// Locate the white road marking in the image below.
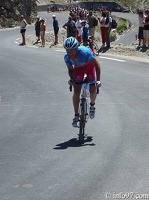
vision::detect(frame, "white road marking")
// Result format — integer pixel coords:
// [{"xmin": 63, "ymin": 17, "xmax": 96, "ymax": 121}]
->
[
  {"xmin": 13, "ymin": 39, "xmax": 126, "ymax": 62},
  {"xmin": 54, "ymin": 49, "xmax": 126, "ymax": 62},
  {"xmin": 55, "ymin": 49, "xmax": 66, "ymax": 52},
  {"xmin": 28, "ymin": 45, "xmax": 38, "ymax": 48},
  {"xmin": 99, "ymin": 56, "xmax": 126, "ymax": 62}
]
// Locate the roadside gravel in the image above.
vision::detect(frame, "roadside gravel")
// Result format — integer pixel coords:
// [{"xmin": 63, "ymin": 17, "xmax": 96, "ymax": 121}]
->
[{"xmin": 26, "ymin": 28, "xmax": 149, "ymax": 62}]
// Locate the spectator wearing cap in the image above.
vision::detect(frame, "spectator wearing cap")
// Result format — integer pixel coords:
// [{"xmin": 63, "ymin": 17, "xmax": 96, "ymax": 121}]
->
[
  {"xmin": 81, "ymin": 20, "xmax": 89, "ymax": 46},
  {"xmin": 20, "ymin": 15, "xmax": 27, "ymax": 45},
  {"xmin": 52, "ymin": 15, "xmax": 59, "ymax": 45},
  {"xmin": 40, "ymin": 19, "xmax": 46, "ymax": 47},
  {"xmin": 34, "ymin": 16, "xmax": 41, "ymax": 43},
  {"xmin": 143, "ymin": 10, "xmax": 149, "ymax": 48}
]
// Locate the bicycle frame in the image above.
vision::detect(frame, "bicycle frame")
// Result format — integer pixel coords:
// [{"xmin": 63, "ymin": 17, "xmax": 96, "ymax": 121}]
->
[
  {"xmin": 78, "ymin": 83, "xmax": 90, "ymax": 143},
  {"xmin": 69, "ymin": 81, "xmax": 99, "ymax": 144}
]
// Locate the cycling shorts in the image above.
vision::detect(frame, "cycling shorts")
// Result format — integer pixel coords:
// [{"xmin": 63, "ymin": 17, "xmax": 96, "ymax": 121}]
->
[{"xmin": 73, "ymin": 62, "xmax": 96, "ymax": 84}]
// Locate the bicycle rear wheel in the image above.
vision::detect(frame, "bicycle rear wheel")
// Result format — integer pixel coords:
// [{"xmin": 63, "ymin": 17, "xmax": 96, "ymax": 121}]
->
[{"xmin": 79, "ymin": 98, "xmax": 87, "ymax": 144}]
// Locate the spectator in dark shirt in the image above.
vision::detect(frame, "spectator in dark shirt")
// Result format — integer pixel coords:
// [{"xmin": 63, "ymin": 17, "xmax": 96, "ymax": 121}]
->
[
  {"xmin": 63, "ymin": 16, "xmax": 77, "ymax": 38},
  {"xmin": 52, "ymin": 15, "xmax": 59, "ymax": 45},
  {"xmin": 34, "ymin": 16, "xmax": 41, "ymax": 43},
  {"xmin": 81, "ymin": 20, "xmax": 89, "ymax": 46}
]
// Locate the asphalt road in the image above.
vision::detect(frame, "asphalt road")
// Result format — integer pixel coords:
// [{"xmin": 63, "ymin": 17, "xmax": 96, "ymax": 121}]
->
[
  {"xmin": 112, "ymin": 12, "xmax": 139, "ymax": 45},
  {"xmin": 0, "ymin": 12, "xmax": 149, "ymax": 200}
]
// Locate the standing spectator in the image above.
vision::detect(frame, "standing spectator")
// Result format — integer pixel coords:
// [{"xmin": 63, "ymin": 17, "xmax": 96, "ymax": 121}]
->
[
  {"xmin": 75, "ymin": 16, "xmax": 82, "ymax": 45},
  {"xmin": 47, "ymin": 5, "xmax": 50, "ymax": 13},
  {"xmin": 143, "ymin": 10, "xmax": 149, "ymax": 48},
  {"xmin": 34, "ymin": 16, "xmax": 41, "ymax": 43},
  {"xmin": 137, "ymin": 11, "xmax": 145, "ymax": 47},
  {"xmin": 98, "ymin": 11, "xmax": 106, "ymax": 47},
  {"xmin": 40, "ymin": 19, "xmax": 46, "ymax": 47},
  {"xmin": 63, "ymin": 16, "xmax": 77, "ymax": 38},
  {"xmin": 88, "ymin": 10, "xmax": 96, "ymax": 42},
  {"xmin": 81, "ymin": 20, "xmax": 89, "ymax": 46},
  {"xmin": 105, "ymin": 10, "xmax": 112, "ymax": 48},
  {"xmin": 52, "ymin": 14, "xmax": 59, "ymax": 45},
  {"xmin": 20, "ymin": 15, "xmax": 27, "ymax": 46}
]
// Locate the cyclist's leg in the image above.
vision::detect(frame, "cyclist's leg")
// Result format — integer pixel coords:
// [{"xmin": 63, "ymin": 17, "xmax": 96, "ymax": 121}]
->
[
  {"xmin": 80, "ymin": 63, "xmax": 97, "ymax": 119},
  {"xmin": 73, "ymin": 67, "xmax": 84, "ymax": 115},
  {"xmin": 73, "ymin": 84, "xmax": 81, "ymax": 115},
  {"xmin": 85, "ymin": 63, "xmax": 97, "ymax": 103}
]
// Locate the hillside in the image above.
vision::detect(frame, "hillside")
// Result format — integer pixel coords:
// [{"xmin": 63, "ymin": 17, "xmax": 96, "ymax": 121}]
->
[
  {"xmin": 0, "ymin": 0, "xmax": 148, "ymax": 28},
  {"xmin": 0, "ymin": 0, "xmax": 37, "ymax": 28},
  {"xmin": 37, "ymin": 0, "xmax": 149, "ymax": 11}
]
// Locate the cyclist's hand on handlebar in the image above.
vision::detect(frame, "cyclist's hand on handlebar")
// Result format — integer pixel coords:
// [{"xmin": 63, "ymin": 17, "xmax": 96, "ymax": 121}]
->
[
  {"xmin": 96, "ymin": 81, "xmax": 101, "ymax": 87},
  {"xmin": 68, "ymin": 78, "xmax": 74, "ymax": 86}
]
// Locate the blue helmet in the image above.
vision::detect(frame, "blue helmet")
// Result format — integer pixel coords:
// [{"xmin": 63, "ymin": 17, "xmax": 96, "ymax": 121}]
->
[{"xmin": 63, "ymin": 37, "xmax": 78, "ymax": 49}]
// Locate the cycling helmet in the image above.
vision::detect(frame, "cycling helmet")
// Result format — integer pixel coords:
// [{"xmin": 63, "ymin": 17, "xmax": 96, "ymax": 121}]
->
[{"xmin": 63, "ymin": 36, "xmax": 78, "ymax": 49}]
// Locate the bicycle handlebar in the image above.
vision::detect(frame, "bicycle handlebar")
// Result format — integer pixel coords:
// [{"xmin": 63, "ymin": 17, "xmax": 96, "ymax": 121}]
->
[
  {"xmin": 69, "ymin": 85, "xmax": 72, "ymax": 92},
  {"xmin": 97, "ymin": 87, "xmax": 99, "ymax": 94},
  {"xmin": 69, "ymin": 84, "xmax": 99, "ymax": 94}
]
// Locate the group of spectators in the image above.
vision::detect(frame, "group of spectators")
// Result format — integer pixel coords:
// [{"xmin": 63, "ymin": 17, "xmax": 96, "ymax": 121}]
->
[
  {"xmin": 19, "ymin": 7, "xmax": 113, "ymax": 49},
  {"xmin": 62, "ymin": 8, "xmax": 113, "ymax": 49},
  {"xmin": 137, "ymin": 10, "xmax": 149, "ymax": 48},
  {"xmin": 34, "ymin": 15, "xmax": 59, "ymax": 47},
  {"xmin": 22, "ymin": 6, "xmax": 149, "ymax": 50},
  {"xmin": 19, "ymin": 14, "xmax": 59, "ymax": 47}
]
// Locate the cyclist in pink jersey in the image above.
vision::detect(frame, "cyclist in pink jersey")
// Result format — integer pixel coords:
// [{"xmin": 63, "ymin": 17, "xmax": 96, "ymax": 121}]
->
[{"xmin": 64, "ymin": 37, "xmax": 101, "ymax": 127}]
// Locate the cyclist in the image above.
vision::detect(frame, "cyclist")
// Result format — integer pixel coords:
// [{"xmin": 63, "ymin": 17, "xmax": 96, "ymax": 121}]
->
[{"xmin": 63, "ymin": 36, "xmax": 101, "ymax": 127}]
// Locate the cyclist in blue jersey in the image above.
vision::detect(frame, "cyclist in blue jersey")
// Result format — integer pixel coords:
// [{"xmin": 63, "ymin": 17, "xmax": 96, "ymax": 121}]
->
[{"xmin": 63, "ymin": 36, "xmax": 101, "ymax": 127}]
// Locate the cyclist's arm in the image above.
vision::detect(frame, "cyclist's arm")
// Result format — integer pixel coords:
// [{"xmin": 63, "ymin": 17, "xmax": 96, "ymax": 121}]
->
[{"xmin": 68, "ymin": 66, "xmax": 74, "ymax": 80}]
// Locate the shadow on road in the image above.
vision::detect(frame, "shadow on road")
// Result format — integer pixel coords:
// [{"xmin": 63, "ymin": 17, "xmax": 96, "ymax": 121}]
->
[
  {"xmin": 53, "ymin": 136, "xmax": 95, "ymax": 150},
  {"xmin": 98, "ymin": 46, "xmax": 112, "ymax": 54},
  {"xmin": 136, "ymin": 46, "xmax": 148, "ymax": 52}
]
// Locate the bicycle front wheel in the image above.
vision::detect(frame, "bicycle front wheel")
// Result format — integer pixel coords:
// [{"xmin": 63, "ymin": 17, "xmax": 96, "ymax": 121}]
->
[{"xmin": 79, "ymin": 98, "xmax": 87, "ymax": 143}]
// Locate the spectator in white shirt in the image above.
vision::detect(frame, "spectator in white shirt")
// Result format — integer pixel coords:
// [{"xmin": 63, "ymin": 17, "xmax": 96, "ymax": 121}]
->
[
  {"xmin": 104, "ymin": 10, "xmax": 112, "ymax": 48},
  {"xmin": 137, "ymin": 11, "xmax": 145, "ymax": 47},
  {"xmin": 75, "ymin": 16, "xmax": 82, "ymax": 45},
  {"xmin": 98, "ymin": 11, "xmax": 106, "ymax": 47}
]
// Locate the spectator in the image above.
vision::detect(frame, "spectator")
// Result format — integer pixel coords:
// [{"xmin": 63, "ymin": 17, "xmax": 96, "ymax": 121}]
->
[
  {"xmin": 75, "ymin": 16, "xmax": 82, "ymax": 45},
  {"xmin": 47, "ymin": 5, "xmax": 50, "ymax": 13},
  {"xmin": 88, "ymin": 10, "xmax": 96, "ymax": 42},
  {"xmin": 40, "ymin": 19, "xmax": 46, "ymax": 47},
  {"xmin": 20, "ymin": 15, "xmax": 27, "ymax": 46},
  {"xmin": 34, "ymin": 16, "xmax": 41, "ymax": 43},
  {"xmin": 143, "ymin": 10, "xmax": 149, "ymax": 48},
  {"xmin": 98, "ymin": 11, "xmax": 106, "ymax": 47},
  {"xmin": 52, "ymin": 14, "xmax": 59, "ymax": 45},
  {"xmin": 63, "ymin": 16, "xmax": 77, "ymax": 38},
  {"xmin": 81, "ymin": 20, "xmax": 89, "ymax": 46},
  {"xmin": 137, "ymin": 11, "xmax": 145, "ymax": 47},
  {"xmin": 104, "ymin": 10, "xmax": 112, "ymax": 48}
]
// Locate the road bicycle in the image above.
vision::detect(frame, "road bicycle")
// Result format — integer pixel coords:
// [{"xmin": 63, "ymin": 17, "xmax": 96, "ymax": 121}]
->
[{"xmin": 70, "ymin": 80, "xmax": 99, "ymax": 144}]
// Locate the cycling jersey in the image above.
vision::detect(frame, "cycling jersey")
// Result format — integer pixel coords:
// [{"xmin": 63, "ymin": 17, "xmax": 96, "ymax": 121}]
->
[
  {"xmin": 64, "ymin": 46, "xmax": 96, "ymax": 83},
  {"xmin": 64, "ymin": 46, "xmax": 94, "ymax": 68}
]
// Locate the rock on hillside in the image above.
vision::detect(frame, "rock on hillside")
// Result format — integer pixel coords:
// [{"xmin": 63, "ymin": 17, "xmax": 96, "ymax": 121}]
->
[{"xmin": 0, "ymin": 0, "xmax": 37, "ymax": 28}]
